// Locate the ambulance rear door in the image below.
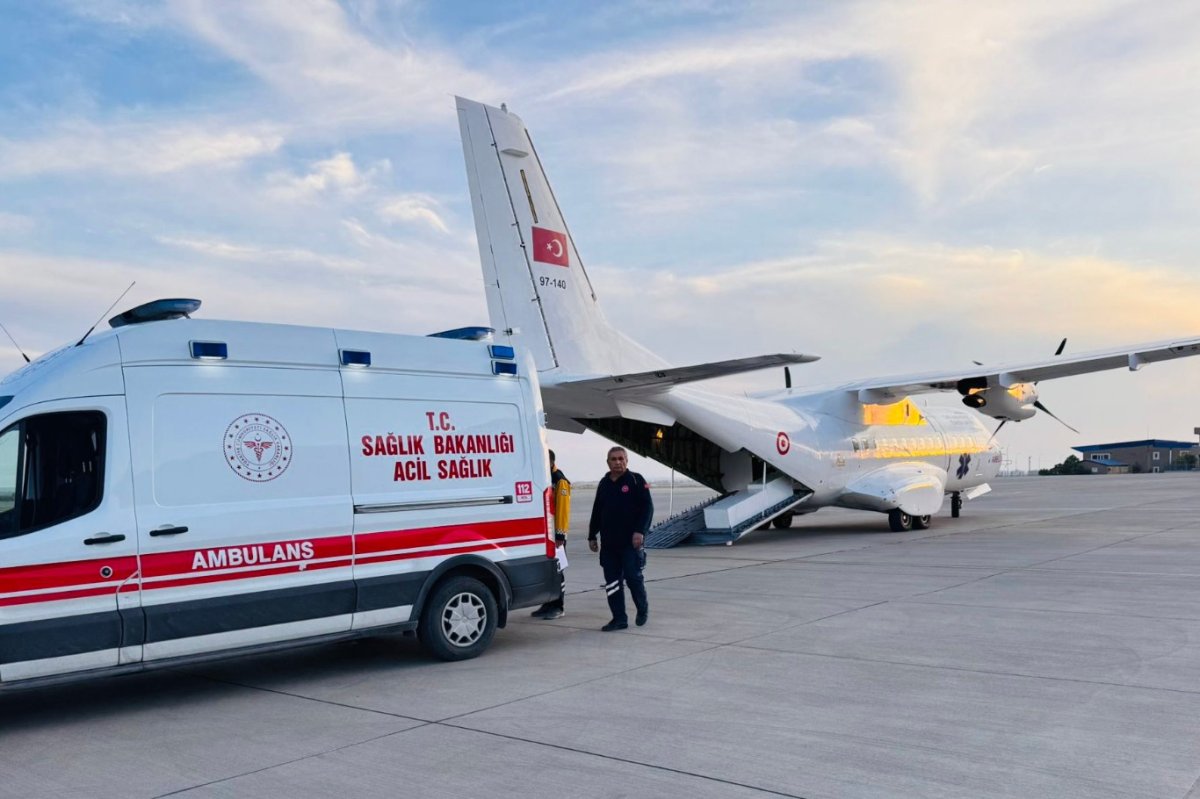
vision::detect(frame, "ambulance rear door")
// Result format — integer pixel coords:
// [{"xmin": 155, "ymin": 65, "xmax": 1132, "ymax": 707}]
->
[
  {"xmin": 336, "ymin": 332, "xmax": 547, "ymax": 630},
  {"xmin": 123, "ymin": 337, "xmax": 355, "ymax": 661}
]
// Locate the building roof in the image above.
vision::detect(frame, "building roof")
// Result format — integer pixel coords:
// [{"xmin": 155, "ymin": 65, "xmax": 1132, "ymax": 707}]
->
[{"xmin": 1074, "ymin": 439, "xmax": 1199, "ymax": 452}]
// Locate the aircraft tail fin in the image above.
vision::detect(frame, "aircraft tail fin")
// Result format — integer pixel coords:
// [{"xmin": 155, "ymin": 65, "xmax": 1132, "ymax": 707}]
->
[{"xmin": 456, "ymin": 97, "xmax": 664, "ymax": 379}]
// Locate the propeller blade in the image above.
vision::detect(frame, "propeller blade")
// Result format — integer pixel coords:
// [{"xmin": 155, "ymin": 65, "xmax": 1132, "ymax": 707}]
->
[
  {"xmin": 1033, "ymin": 400, "xmax": 1079, "ymax": 433},
  {"xmin": 987, "ymin": 419, "xmax": 1008, "ymax": 444},
  {"xmin": 784, "ymin": 366, "xmax": 792, "ymax": 389}
]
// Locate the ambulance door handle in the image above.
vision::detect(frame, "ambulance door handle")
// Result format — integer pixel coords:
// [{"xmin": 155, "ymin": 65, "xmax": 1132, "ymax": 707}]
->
[
  {"xmin": 149, "ymin": 525, "xmax": 189, "ymax": 537},
  {"xmin": 84, "ymin": 533, "xmax": 126, "ymax": 545}
]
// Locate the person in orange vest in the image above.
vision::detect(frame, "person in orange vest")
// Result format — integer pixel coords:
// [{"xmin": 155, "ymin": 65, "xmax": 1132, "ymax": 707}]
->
[{"xmin": 531, "ymin": 449, "xmax": 571, "ymax": 620}]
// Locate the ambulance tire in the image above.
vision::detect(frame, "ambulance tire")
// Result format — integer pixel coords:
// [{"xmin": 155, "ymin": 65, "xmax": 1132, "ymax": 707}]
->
[{"xmin": 419, "ymin": 576, "xmax": 498, "ymax": 661}]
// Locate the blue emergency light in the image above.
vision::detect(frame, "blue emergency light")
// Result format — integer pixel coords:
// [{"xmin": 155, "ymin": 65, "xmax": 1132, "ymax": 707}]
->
[
  {"xmin": 489, "ymin": 344, "xmax": 515, "ymax": 360},
  {"xmin": 492, "ymin": 361, "xmax": 518, "ymax": 376},
  {"xmin": 189, "ymin": 341, "xmax": 228, "ymax": 360},
  {"xmin": 340, "ymin": 349, "xmax": 372, "ymax": 367}
]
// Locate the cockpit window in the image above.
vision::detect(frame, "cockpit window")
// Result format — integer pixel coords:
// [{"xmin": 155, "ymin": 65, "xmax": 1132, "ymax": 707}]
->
[{"xmin": 0, "ymin": 411, "xmax": 106, "ymax": 540}]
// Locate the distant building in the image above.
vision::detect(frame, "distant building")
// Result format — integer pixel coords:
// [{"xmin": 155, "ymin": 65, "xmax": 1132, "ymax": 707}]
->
[{"xmin": 1072, "ymin": 440, "xmax": 1200, "ymax": 474}]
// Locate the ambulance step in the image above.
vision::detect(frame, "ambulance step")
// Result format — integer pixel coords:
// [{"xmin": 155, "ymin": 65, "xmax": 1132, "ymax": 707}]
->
[
  {"xmin": 689, "ymin": 492, "xmax": 813, "ymax": 547},
  {"xmin": 644, "ymin": 494, "xmax": 727, "ymax": 549}
]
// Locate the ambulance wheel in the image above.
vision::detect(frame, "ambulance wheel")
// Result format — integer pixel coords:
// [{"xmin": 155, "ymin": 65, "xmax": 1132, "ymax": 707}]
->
[
  {"xmin": 913, "ymin": 514, "xmax": 932, "ymax": 530},
  {"xmin": 772, "ymin": 513, "xmax": 794, "ymax": 529},
  {"xmin": 419, "ymin": 576, "xmax": 498, "ymax": 661},
  {"xmin": 888, "ymin": 510, "xmax": 913, "ymax": 532}
]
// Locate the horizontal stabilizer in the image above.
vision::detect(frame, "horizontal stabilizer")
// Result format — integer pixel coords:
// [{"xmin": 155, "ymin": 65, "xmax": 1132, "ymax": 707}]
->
[{"xmin": 552, "ymin": 353, "xmax": 819, "ymax": 394}]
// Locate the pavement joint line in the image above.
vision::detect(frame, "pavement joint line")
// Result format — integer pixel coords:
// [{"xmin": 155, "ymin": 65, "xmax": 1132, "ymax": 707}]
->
[
  {"xmin": 1184, "ymin": 769, "xmax": 1200, "ymax": 799},
  {"xmin": 1014, "ymin": 525, "xmax": 1190, "ymax": 571},
  {"xmin": 181, "ymin": 671, "xmax": 434, "ymax": 723},
  {"xmin": 435, "ymin": 722, "xmax": 810, "ymax": 799},
  {"xmin": 728, "ymin": 642, "xmax": 1200, "ymax": 697},
  {"xmin": 433, "ymin": 641, "xmax": 728, "ymax": 724},
  {"xmin": 724, "ymin": 600, "xmax": 890, "ymax": 647},
  {"xmin": 897, "ymin": 596, "xmax": 1200, "ymax": 624},
  {"xmin": 150, "ymin": 722, "xmax": 434, "ymax": 798}
]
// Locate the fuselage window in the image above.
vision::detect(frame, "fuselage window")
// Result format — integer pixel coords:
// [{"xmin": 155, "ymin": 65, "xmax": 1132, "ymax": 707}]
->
[{"xmin": 0, "ymin": 411, "xmax": 106, "ymax": 540}]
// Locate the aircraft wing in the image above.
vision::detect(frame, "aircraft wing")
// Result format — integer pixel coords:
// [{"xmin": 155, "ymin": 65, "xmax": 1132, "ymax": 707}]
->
[
  {"xmin": 835, "ymin": 336, "xmax": 1200, "ymax": 402},
  {"xmin": 550, "ymin": 353, "xmax": 819, "ymax": 393}
]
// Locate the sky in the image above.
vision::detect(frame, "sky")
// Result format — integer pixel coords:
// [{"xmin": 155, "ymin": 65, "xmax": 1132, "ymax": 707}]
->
[{"xmin": 3, "ymin": 0, "xmax": 1200, "ymax": 482}]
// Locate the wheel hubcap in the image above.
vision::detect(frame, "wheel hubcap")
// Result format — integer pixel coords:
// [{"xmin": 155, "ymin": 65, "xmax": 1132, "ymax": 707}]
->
[{"xmin": 442, "ymin": 592, "xmax": 487, "ymax": 647}]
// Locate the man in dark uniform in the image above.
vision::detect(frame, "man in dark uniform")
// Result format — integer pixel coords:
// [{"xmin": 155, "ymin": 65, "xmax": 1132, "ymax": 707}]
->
[{"xmin": 588, "ymin": 446, "xmax": 653, "ymax": 631}]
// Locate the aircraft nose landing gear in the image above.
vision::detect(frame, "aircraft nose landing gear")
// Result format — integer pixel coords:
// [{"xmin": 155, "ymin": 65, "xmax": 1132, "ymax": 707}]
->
[{"xmin": 951, "ymin": 492, "xmax": 962, "ymax": 518}]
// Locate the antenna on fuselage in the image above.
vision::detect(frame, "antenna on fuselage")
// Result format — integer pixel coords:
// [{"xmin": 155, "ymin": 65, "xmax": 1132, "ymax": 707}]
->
[
  {"xmin": 75, "ymin": 281, "xmax": 135, "ymax": 347},
  {"xmin": 784, "ymin": 366, "xmax": 792, "ymax": 389},
  {"xmin": 0, "ymin": 321, "xmax": 30, "ymax": 363}
]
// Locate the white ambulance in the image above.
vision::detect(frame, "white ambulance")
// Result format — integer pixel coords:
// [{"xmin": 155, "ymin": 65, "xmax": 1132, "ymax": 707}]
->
[{"xmin": 0, "ymin": 299, "xmax": 560, "ymax": 688}]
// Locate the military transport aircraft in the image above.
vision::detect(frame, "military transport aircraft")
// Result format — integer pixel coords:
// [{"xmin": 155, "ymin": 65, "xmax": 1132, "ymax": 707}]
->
[{"xmin": 455, "ymin": 97, "xmax": 1200, "ymax": 545}]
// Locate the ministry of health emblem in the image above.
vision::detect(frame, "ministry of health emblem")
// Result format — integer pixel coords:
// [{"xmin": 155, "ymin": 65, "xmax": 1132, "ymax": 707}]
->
[{"xmin": 225, "ymin": 413, "xmax": 292, "ymax": 482}]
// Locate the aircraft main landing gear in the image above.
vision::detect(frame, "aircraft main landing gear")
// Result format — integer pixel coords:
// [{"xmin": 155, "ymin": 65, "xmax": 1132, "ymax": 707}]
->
[
  {"xmin": 951, "ymin": 492, "xmax": 962, "ymax": 518},
  {"xmin": 913, "ymin": 515, "xmax": 932, "ymax": 530},
  {"xmin": 772, "ymin": 512, "xmax": 794, "ymax": 529},
  {"xmin": 888, "ymin": 509, "xmax": 913, "ymax": 532}
]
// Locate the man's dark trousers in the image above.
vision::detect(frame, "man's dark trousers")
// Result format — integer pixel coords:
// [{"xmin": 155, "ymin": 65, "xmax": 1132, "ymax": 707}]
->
[{"xmin": 600, "ymin": 546, "xmax": 647, "ymax": 624}]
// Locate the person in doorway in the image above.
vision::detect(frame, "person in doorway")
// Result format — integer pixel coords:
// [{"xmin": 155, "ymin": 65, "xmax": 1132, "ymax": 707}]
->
[
  {"xmin": 588, "ymin": 446, "xmax": 652, "ymax": 631},
  {"xmin": 531, "ymin": 449, "xmax": 571, "ymax": 620}
]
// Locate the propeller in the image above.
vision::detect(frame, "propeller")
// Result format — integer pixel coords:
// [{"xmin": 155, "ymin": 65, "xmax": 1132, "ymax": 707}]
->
[
  {"xmin": 1032, "ymin": 399, "xmax": 1079, "ymax": 433},
  {"xmin": 1031, "ymin": 337, "xmax": 1078, "ymax": 433}
]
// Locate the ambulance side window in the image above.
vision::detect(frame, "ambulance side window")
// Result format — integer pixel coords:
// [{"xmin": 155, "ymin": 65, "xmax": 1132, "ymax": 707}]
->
[{"xmin": 0, "ymin": 411, "xmax": 105, "ymax": 540}]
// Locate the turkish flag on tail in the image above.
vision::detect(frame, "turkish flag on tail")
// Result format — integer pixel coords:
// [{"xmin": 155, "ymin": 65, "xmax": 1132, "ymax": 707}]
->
[{"xmin": 532, "ymin": 226, "xmax": 569, "ymax": 267}]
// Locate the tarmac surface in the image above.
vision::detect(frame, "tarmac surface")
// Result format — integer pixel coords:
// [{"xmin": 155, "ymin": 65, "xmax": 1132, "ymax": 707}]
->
[{"xmin": 5, "ymin": 474, "xmax": 1200, "ymax": 798}]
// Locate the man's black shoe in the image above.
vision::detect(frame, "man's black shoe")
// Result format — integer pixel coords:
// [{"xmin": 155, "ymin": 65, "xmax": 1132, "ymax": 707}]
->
[
  {"xmin": 635, "ymin": 609, "xmax": 648, "ymax": 627},
  {"xmin": 601, "ymin": 620, "xmax": 628, "ymax": 632},
  {"xmin": 541, "ymin": 608, "xmax": 564, "ymax": 620},
  {"xmin": 530, "ymin": 606, "xmax": 552, "ymax": 618}
]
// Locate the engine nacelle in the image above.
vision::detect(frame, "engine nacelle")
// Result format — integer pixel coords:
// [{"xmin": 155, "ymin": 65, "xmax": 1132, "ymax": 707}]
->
[{"xmin": 961, "ymin": 383, "xmax": 1037, "ymax": 421}]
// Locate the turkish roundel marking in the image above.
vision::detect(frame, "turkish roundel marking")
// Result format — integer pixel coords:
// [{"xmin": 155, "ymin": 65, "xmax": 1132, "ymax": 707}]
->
[
  {"xmin": 225, "ymin": 413, "xmax": 292, "ymax": 482},
  {"xmin": 776, "ymin": 431, "xmax": 791, "ymax": 455}
]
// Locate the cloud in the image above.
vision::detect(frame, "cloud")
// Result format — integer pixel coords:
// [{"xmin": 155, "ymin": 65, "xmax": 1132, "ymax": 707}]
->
[
  {"xmin": 593, "ymin": 236, "xmax": 1200, "ymax": 374},
  {"xmin": 172, "ymin": 0, "xmax": 498, "ymax": 130},
  {"xmin": 0, "ymin": 212, "xmax": 34, "ymax": 234},
  {"xmin": 376, "ymin": 193, "xmax": 449, "ymax": 233},
  {"xmin": 266, "ymin": 152, "xmax": 390, "ymax": 201},
  {"xmin": 0, "ymin": 121, "xmax": 282, "ymax": 178}
]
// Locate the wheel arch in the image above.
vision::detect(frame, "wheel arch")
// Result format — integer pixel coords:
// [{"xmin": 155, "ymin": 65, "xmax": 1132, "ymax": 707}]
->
[{"xmin": 414, "ymin": 555, "xmax": 513, "ymax": 629}]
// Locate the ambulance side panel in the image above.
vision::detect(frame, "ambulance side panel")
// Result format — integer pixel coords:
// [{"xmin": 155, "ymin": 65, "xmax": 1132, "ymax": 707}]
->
[
  {"xmin": 336, "ymin": 333, "xmax": 553, "ymax": 629},
  {"xmin": 123, "ymin": 361, "xmax": 355, "ymax": 661},
  {"xmin": 0, "ymin": 398, "xmax": 139, "ymax": 682}
]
